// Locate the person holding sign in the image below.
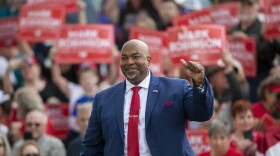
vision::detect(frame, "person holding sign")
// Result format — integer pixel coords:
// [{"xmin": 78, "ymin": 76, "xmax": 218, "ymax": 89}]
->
[
  {"xmin": 229, "ymin": 0, "xmax": 280, "ymax": 102},
  {"xmin": 81, "ymin": 39, "xmax": 214, "ymax": 156}
]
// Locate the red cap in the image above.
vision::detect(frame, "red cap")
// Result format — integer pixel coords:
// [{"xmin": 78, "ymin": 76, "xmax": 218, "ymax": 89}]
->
[
  {"xmin": 22, "ymin": 56, "xmax": 38, "ymax": 65},
  {"xmin": 266, "ymin": 85, "xmax": 280, "ymax": 93},
  {"xmin": 79, "ymin": 62, "xmax": 97, "ymax": 72}
]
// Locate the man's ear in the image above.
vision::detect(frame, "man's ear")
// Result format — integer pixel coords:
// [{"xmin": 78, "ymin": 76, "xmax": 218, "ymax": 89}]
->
[{"xmin": 147, "ymin": 56, "xmax": 151, "ymax": 65}]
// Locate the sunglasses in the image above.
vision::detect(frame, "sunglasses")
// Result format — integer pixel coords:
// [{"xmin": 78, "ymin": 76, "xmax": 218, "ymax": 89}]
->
[
  {"xmin": 23, "ymin": 153, "xmax": 40, "ymax": 156},
  {"xmin": 27, "ymin": 122, "xmax": 41, "ymax": 128}
]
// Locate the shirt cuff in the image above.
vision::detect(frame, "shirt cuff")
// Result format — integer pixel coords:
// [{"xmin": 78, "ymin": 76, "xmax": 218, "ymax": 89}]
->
[{"xmin": 195, "ymin": 84, "xmax": 205, "ymax": 93}]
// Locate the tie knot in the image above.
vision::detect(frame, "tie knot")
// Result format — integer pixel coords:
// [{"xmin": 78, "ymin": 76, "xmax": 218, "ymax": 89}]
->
[{"xmin": 132, "ymin": 86, "xmax": 141, "ymax": 93}]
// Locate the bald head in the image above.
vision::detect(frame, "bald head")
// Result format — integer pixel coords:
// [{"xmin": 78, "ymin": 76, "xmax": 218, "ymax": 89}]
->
[
  {"xmin": 26, "ymin": 110, "xmax": 47, "ymax": 125},
  {"xmin": 120, "ymin": 39, "xmax": 151, "ymax": 85},
  {"xmin": 121, "ymin": 39, "xmax": 149, "ymax": 57},
  {"xmin": 25, "ymin": 110, "xmax": 47, "ymax": 140}
]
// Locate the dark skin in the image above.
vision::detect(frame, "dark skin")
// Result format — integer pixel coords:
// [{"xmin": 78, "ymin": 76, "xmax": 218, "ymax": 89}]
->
[
  {"xmin": 121, "ymin": 40, "xmax": 151, "ymax": 85},
  {"xmin": 120, "ymin": 39, "xmax": 205, "ymax": 86}
]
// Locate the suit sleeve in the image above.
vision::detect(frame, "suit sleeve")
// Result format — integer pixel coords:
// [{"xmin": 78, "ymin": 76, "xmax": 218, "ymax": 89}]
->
[
  {"xmin": 80, "ymin": 93, "xmax": 104, "ymax": 156},
  {"xmin": 183, "ymin": 77, "xmax": 214, "ymax": 122}
]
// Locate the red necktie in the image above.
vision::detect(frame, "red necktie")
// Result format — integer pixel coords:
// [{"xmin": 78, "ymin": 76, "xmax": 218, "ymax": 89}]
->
[{"xmin": 127, "ymin": 86, "xmax": 141, "ymax": 156}]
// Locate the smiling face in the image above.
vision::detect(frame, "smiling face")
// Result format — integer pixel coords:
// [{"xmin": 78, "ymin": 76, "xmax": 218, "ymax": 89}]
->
[
  {"xmin": 233, "ymin": 110, "xmax": 254, "ymax": 132},
  {"xmin": 120, "ymin": 40, "xmax": 151, "ymax": 85},
  {"xmin": 25, "ymin": 111, "xmax": 46, "ymax": 140}
]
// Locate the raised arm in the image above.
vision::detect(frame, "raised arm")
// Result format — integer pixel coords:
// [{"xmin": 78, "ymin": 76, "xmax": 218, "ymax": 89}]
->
[
  {"xmin": 180, "ymin": 59, "xmax": 214, "ymax": 121},
  {"xmin": 49, "ymin": 48, "xmax": 70, "ymax": 97},
  {"xmin": 77, "ymin": 0, "xmax": 87, "ymax": 24},
  {"xmin": 3, "ymin": 59, "xmax": 22, "ymax": 94},
  {"xmin": 107, "ymin": 45, "xmax": 120, "ymax": 84},
  {"xmin": 222, "ymin": 50, "xmax": 248, "ymax": 102},
  {"xmin": 18, "ymin": 40, "xmax": 34, "ymax": 56}
]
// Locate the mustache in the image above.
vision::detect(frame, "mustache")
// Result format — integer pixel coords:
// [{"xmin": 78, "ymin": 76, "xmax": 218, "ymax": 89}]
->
[{"xmin": 124, "ymin": 65, "xmax": 138, "ymax": 70}]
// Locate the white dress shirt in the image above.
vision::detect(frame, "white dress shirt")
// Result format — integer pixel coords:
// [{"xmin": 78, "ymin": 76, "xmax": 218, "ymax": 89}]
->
[{"xmin": 124, "ymin": 72, "xmax": 152, "ymax": 156}]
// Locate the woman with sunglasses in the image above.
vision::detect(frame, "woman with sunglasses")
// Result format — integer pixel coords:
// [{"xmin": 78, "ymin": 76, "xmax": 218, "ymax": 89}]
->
[
  {"xmin": 0, "ymin": 135, "xmax": 11, "ymax": 156},
  {"xmin": 19, "ymin": 140, "xmax": 41, "ymax": 156}
]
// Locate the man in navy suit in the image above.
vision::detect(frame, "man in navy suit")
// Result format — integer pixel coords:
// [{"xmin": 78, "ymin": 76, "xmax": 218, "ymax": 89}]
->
[{"xmin": 80, "ymin": 39, "xmax": 214, "ymax": 156}]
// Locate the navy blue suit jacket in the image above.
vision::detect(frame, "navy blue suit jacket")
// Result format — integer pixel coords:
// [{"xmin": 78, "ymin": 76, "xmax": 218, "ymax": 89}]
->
[{"xmin": 81, "ymin": 73, "xmax": 214, "ymax": 156}]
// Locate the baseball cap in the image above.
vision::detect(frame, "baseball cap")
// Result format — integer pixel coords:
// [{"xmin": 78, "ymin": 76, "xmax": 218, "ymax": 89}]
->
[
  {"xmin": 266, "ymin": 85, "xmax": 280, "ymax": 93},
  {"xmin": 22, "ymin": 56, "xmax": 38, "ymax": 65}
]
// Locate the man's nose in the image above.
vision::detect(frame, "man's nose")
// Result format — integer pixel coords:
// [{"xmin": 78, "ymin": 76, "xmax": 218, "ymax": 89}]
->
[{"xmin": 127, "ymin": 57, "xmax": 135, "ymax": 64}]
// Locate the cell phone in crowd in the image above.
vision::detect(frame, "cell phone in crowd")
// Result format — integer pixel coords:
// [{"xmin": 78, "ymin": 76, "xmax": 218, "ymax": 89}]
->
[
  {"xmin": 243, "ymin": 130, "xmax": 253, "ymax": 141},
  {"xmin": 23, "ymin": 131, "xmax": 33, "ymax": 140}
]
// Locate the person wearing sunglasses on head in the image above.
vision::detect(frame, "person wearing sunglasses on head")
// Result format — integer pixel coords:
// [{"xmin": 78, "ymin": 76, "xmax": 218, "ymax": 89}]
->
[
  {"xmin": 12, "ymin": 110, "xmax": 66, "ymax": 156},
  {"xmin": 19, "ymin": 140, "xmax": 41, "ymax": 156},
  {"xmin": 252, "ymin": 74, "xmax": 280, "ymax": 129}
]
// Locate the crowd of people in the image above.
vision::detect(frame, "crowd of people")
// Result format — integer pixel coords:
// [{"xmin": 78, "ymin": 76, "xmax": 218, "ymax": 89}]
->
[{"xmin": 0, "ymin": 0, "xmax": 280, "ymax": 155}]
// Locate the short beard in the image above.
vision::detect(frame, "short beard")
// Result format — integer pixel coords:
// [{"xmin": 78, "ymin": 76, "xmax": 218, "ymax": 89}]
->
[{"xmin": 126, "ymin": 73, "xmax": 137, "ymax": 80}]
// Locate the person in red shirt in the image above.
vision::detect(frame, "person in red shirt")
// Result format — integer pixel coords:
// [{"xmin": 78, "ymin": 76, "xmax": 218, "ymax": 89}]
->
[
  {"xmin": 252, "ymin": 75, "xmax": 280, "ymax": 128},
  {"xmin": 199, "ymin": 120, "xmax": 243, "ymax": 156},
  {"xmin": 230, "ymin": 100, "xmax": 265, "ymax": 156}
]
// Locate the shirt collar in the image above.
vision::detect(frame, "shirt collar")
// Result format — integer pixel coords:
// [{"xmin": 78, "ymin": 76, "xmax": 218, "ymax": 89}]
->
[{"xmin": 125, "ymin": 71, "xmax": 150, "ymax": 92}]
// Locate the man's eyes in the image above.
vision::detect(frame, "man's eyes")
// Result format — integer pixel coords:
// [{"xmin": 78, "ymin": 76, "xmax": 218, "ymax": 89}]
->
[
  {"xmin": 121, "ymin": 55, "xmax": 141, "ymax": 60},
  {"xmin": 132, "ymin": 55, "xmax": 141, "ymax": 59},
  {"xmin": 121, "ymin": 57, "xmax": 127, "ymax": 61}
]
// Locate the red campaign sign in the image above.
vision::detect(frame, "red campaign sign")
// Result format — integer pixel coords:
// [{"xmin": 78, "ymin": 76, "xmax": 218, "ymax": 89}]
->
[
  {"xmin": 173, "ymin": 2, "xmax": 240, "ymax": 30},
  {"xmin": 55, "ymin": 24, "xmax": 114, "ymax": 64},
  {"xmin": 129, "ymin": 27, "xmax": 167, "ymax": 51},
  {"xmin": 228, "ymin": 37, "xmax": 257, "ymax": 77},
  {"xmin": 186, "ymin": 129, "xmax": 211, "ymax": 155},
  {"xmin": 27, "ymin": 0, "xmax": 77, "ymax": 13},
  {"xmin": 45, "ymin": 104, "xmax": 69, "ymax": 140},
  {"xmin": 264, "ymin": 0, "xmax": 280, "ymax": 39},
  {"xmin": 149, "ymin": 52, "xmax": 164, "ymax": 76},
  {"xmin": 260, "ymin": 113, "xmax": 276, "ymax": 128},
  {"xmin": 259, "ymin": 0, "xmax": 266, "ymax": 12},
  {"xmin": 0, "ymin": 18, "xmax": 18, "ymax": 48},
  {"xmin": 18, "ymin": 5, "xmax": 65, "ymax": 42},
  {"xmin": 129, "ymin": 27, "xmax": 165, "ymax": 76},
  {"xmin": 167, "ymin": 25, "xmax": 226, "ymax": 66}
]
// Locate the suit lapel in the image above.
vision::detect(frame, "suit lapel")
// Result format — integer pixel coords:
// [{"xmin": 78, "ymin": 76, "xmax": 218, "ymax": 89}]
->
[
  {"xmin": 114, "ymin": 81, "xmax": 126, "ymax": 142},
  {"xmin": 145, "ymin": 74, "xmax": 159, "ymax": 133}
]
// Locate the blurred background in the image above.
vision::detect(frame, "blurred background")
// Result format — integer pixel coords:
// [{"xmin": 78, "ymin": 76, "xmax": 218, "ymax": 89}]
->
[{"xmin": 0, "ymin": 0, "xmax": 280, "ymax": 155}]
